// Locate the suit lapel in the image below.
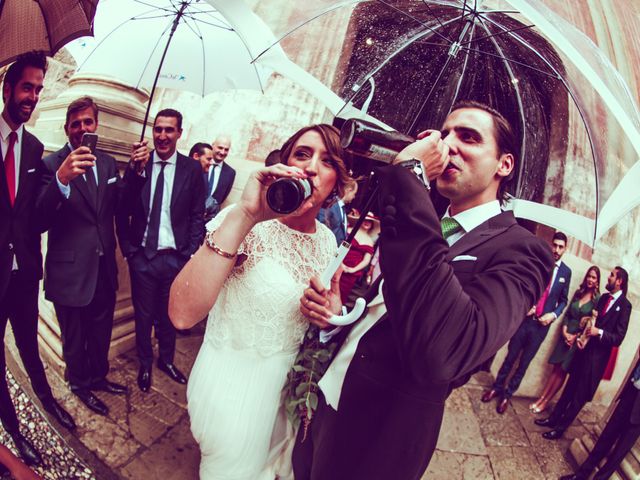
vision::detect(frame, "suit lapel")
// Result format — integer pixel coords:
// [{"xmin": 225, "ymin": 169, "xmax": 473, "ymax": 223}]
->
[
  {"xmin": 445, "ymin": 211, "xmax": 515, "ymax": 262},
  {"xmin": 141, "ymin": 156, "xmax": 153, "ymax": 219},
  {"xmin": 171, "ymin": 154, "xmax": 187, "ymax": 211},
  {"xmin": 96, "ymin": 152, "xmax": 109, "ymax": 214},
  {"xmin": 13, "ymin": 132, "xmax": 33, "ymax": 212}
]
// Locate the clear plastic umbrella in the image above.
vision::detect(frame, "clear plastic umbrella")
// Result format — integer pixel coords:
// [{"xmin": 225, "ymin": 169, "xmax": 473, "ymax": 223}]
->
[
  {"xmin": 66, "ymin": 0, "xmax": 272, "ymax": 138},
  {"xmin": 227, "ymin": 0, "xmax": 640, "ymax": 246}
]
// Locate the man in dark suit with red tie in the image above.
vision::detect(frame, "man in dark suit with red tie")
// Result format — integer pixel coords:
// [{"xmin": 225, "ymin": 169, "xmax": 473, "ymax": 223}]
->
[
  {"xmin": 38, "ymin": 96, "xmax": 133, "ymax": 417},
  {"xmin": 117, "ymin": 109, "xmax": 205, "ymax": 392},
  {"xmin": 560, "ymin": 352, "xmax": 640, "ymax": 480},
  {"xmin": 0, "ymin": 52, "xmax": 74, "ymax": 465},
  {"xmin": 482, "ymin": 231, "xmax": 571, "ymax": 413},
  {"xmin": 294, "ymin": 100, "xmax": 554, "ymax": 479},
  {"xmin": 537, "ymin": 266, "xmax": 632, "ymax": 440}
]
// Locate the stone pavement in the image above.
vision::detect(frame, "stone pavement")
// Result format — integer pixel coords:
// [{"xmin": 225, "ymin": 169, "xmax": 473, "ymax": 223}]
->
[{"xmin": 5, "ymin": 323, "xmax": 605, "ymax": 479}]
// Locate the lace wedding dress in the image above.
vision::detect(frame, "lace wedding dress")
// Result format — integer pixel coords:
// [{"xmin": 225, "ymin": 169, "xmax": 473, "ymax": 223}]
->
[{"xmin": 187, "ymin": 206, "xmax": 335, "ymax": 480}]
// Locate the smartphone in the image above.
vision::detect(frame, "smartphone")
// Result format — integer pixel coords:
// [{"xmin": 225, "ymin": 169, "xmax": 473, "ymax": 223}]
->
[{"xmin": 81, "ymin": 132, "xmax": 98, "ymax": 153}]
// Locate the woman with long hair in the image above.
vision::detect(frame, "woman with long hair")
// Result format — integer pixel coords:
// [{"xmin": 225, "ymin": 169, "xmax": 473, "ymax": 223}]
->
[
  {"xmin": 529, "ymin": 265, "xmax": 601, "ymax": 414},
  {"xmin": 169, "ymin": 124, "xmax": 353, "ymax": 479}
]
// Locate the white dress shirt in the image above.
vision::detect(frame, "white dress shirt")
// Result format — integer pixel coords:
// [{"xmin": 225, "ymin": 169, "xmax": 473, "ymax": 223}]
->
[
  {"xmin": 208, "ymin": 161, "xmax": 223, "ymax": 197},
  {"xmin": 1, "ymin": 116, "xmax": 24, "ymax": 270},
  {"xmin": 143, "ymin": 151, "xmax": 177, "ymax": 250},
  {"xmin": 319, "ymin": 199, "xmax": 503, "ymax": 410}
]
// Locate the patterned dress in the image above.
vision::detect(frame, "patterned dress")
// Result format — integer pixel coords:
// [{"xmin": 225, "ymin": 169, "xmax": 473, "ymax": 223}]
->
[{"xmin": 187, "ymin": 207, "xmax": 335, "ymax": 480}]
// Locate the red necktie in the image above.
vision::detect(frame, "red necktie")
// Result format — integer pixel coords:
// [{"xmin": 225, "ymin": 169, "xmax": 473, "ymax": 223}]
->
[
  {"xmin": 4, "ymin": 131, "xmax": 17, "ymax": 206},
  {"xmin": 600, "ymin": 294, "xmax": 614, "ymax": 318},
  {"xmin": 535, "ymin": 265, "xmax": 556, "ymax": 317}
]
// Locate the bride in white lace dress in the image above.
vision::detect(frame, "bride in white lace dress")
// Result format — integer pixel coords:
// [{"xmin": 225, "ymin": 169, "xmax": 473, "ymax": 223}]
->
[{"xmin": 169, "ymin": 125, "xmax": 353, "ymax": 479}]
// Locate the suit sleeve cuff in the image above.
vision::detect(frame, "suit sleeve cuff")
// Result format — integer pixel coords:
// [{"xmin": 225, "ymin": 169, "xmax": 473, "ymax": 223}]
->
[{"xmin": 56, "ymin": 172, "xmax": 71, "ymax": 199}]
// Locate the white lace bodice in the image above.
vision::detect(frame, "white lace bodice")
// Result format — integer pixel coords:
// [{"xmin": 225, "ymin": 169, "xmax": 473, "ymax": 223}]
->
[{"xmin": 204, "ymin": 206, "xmax": 336, "ymax": 356}]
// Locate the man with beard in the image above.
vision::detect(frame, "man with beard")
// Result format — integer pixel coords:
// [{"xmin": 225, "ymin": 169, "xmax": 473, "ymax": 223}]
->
[
  {"xmin": 294, "ymin": 101, "xmax": 553, "ymax": 479},
  {"xmin": 482, "ymin": 231, "xmax": 571, "ymax": 414},
  {"xmin": 537, "ymin": 266, "xmax": 632, "ymax": 440},
  {"xmin": 0, "ymin": 51, "xmax": 75, "ymax": 466}
]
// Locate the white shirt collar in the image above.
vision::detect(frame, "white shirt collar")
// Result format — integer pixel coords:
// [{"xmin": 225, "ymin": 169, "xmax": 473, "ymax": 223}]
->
[
  {"xmin": 609, "ymin": 289, "xmax": 623, "ymax": 302},
  {"xmin": 0, "ymin": 114, "xmax": 24, "ymax": 144},
  {"xmin": 337, "ymin": 199, "xmax": 345, "ymax": 208},
  {"xmin": 153, "ymin": 149, "xmax": 177, "ymax": 165},
  {"xmin": 442, "ymin": 200, "xmax": 501, "ymax": 234}
]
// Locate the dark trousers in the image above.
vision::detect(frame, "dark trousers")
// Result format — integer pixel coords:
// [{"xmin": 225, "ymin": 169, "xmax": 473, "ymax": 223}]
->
[
  {"xmin": 0, "ymin": 271, "xmax": 53, "ymax": 433},
  {"xmin": 54, "ymin": 257, "xmax": 115, "ymax": 390},
  {"xmin": 494, "ymin": 317, "xmax": 550, "ymax": 398},
  {"xmin": 128, "ymin": 250, "xmax": 184, "ymax": 368},
  {"xmin": 577, "ymin": 385, "xmax": 640, "ymax": 479},
  {"xmin": 547, "ymin": 370, "xmax": 588, "ymax": 431}
]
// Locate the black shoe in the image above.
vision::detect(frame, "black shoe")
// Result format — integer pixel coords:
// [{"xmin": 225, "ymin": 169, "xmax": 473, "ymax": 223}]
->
[
  {"xmin": 73, "ymin": 388, "xmax": 109, "ymax": 416},
  {"xmin": 481, "ymin": 389, "xmax": 499, "ymax": 403},
  {"xmin": 534, "ymin": 417, "xmax": 556, "ymax": 427},
  {"xmin": 157, "ymin": 361, "xmax": 187, "ymax": 385},
  {"xmin": 138, "ymin": 366, "xmax": 152, "ymax": 392},
  {"xmin": 542, "ymin": 429, "xmax": 564, "ymax": 440},
  {"xmin": 42, "ymin": 398, "xmax": 76, "ymax": 431},
  {"xmin": 496, "ymin": 397, "xmax": 509, "ymax": 414},
  {"xmin": 92, "ymin": 380, "xmax": 128, "ymax": 395},
  {"xmin": 10, "ymin": 432, "xmax": 41, "ymax": 466}
]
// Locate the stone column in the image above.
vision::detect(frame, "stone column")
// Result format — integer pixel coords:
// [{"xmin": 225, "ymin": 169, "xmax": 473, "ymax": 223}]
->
[{"xmin": 30, "ymin": 73, "xmax": 153, "ymax": 370}]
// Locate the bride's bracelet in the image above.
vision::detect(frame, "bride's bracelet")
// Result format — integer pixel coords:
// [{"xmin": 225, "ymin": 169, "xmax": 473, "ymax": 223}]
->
[{"xmin": 205, "ymin": 230, "xmax": 237, "ymax": 259}]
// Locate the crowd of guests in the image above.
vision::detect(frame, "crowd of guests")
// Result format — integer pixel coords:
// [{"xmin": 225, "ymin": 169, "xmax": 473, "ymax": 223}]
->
[{"xmin": 1, "ymin": 50, "xmax": 638, "ymax": 480}]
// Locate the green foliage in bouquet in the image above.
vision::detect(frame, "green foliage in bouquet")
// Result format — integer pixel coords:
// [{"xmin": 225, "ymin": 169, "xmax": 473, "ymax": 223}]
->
[{"xmin": 284, "ymin": 325, "xmax": 336, "ymax": 441}]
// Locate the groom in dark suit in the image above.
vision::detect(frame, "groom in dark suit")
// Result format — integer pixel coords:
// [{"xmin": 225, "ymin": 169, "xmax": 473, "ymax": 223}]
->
[
  {"xmin": 294, "ymin": 100, "xmax": 553, "ymax": 479},
  {"xmin": 38, "ymin": 96, "xmax": 131, "ymax": 417},
  {"xmin": 537, "ymin": 266, "xmax": 631, "ymax": 440},
  {"xmin": 482, "ymin": 231, "xmax": 571, "ymax": 413},
  {"xmin": 117, "ymin": 108, "xmax": 205, "ymax": 392},
  {"xmin": 0, "ymin": 52, "xmax": 76, "ymax": 466}
]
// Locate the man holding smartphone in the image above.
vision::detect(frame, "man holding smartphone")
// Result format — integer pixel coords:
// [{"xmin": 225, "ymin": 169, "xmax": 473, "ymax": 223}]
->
[{"xmin": 37, "ymin": 96, "xmax": 146, "ymax": 416}]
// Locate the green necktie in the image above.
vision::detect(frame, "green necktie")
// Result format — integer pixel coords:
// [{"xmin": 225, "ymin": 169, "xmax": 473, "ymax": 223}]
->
[{"xmin": 441, "ymin": 217, "xmax": 462, "ymax": 240}]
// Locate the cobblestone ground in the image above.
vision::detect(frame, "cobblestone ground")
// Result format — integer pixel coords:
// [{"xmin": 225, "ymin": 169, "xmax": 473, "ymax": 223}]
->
[
  {"xmin": 0, "ymin": 370, "xmax": 96, "ymax": 479},
  {"xmin": 4, "ymin": 324, "xmax": 605, "ymax": 479}
]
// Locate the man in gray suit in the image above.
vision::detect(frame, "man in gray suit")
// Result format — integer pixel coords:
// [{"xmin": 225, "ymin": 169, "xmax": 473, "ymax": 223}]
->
[{"xmin": 38, "ymin": 96, "xmax": 139, "ymax": 416}]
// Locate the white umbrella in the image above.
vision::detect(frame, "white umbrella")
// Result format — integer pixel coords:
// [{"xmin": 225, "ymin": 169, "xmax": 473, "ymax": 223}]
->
[
  {"xmin": 66, "ymin": 0, "xmax": 272, "ymax": 137},
  {"xmin": 213, "ymin": 0, "xmax": 640, "ymax": 247}
]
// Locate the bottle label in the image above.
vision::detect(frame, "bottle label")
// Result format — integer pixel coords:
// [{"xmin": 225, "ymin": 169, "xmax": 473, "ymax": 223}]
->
[{"xmin": 366, "ymin": 144, "xmax": 399, "ymax": 164}]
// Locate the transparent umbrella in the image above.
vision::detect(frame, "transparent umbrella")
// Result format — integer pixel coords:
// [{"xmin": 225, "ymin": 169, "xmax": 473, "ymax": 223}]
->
[
  {"xmin": 231, "ymin": 0, "xmax": 640, "ymax": 246},
  {"xmin": 66, "ymin": 0, "xmax": 271, "ymax": 139}
]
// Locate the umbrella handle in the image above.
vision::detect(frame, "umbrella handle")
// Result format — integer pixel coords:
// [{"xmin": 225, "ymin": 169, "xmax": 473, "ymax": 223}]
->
[{"xmin": 319, "ymin": 241, "xmax": 367, "ymax": 327}]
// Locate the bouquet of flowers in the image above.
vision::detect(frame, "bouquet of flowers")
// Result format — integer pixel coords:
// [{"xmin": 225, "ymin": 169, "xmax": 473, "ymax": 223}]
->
[{"xmin": 284, "ymin": 325, "xmax": 336, "ymax": 441}]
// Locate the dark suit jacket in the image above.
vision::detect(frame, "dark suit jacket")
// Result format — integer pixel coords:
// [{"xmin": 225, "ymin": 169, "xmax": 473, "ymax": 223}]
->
[
  {"xmin": 117, "ymin": 152, "xmax": 205, "ymax": 259},
  {"xmin": 310, "ymin": 166, "xmax": 553, "ymax": 480},
  {"xmin": 37, "ymin": 146, "xmax": 122, "ymax": 307},
  {"xmin": 317, "ymin": 202, "xmax": 346, "ymax": 246},
  {"xmin": 620, "ymin": 358, "xmax": 640, "ymax": 425},
  {"xmin": 569, "ymin": 292, "xmax": 632, "ymax": 402},
  {"xmin": 541, "ymin": 261, "xmax": 571, "ymax": 318},
  {"xmin": 205, "ymin": 161, "xmax": 235, "ymax": 206},
  {"xmin": 0, "ymin": 129, "xmax": 45, "ymax": 297}
]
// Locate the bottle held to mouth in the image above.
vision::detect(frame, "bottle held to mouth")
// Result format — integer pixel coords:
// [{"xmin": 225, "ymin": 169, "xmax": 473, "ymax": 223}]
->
[
  {"xmin": 340, "ymin": 118, "xmax": 414, "ymax": 164},
  {"xmin": 266, "ymin": 177, "xmax": 313, "ymax": 214}
]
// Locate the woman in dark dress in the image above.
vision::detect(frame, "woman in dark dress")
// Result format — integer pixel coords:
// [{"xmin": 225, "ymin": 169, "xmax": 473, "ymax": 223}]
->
[{"xmin": 529, "ymin": 265, "xmax": 601, "ymax": 414}]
